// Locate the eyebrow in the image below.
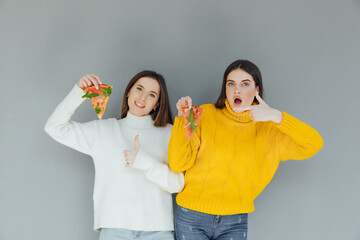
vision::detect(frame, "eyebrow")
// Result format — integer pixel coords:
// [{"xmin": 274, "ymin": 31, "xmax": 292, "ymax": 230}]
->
[
  {"xmin": 227, "ymin": 79, "xmax": 252, "ymax": 83},
  {"xmin": 137, "ymin": 84, "xmax": 158, "ymax": 95}
]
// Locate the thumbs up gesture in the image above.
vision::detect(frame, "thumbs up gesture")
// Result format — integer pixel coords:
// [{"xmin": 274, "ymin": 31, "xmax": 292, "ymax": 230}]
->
[
  {"xmin": 233, "ymin": 93, "xmax": 283, "ymax": 124},
  {"xmin": 123, "ymin": 135, "xmax": 140, "ymax": 168}
]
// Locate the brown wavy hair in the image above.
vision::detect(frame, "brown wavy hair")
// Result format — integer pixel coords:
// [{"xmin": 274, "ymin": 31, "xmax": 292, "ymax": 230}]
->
[
  {"xmin": 120, "ymin": 70, "xmax": 173, "ymax": 126},
  {"xmin": 215, "ymin": 59, "xmax": 264, "ymax": 109}
]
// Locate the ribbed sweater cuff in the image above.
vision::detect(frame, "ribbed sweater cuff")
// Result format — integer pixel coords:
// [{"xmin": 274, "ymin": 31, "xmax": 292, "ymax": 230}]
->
[
  {"xmin": 71, "ymin": 84, "xmax": 87, "ymax": 101},
  {"xmin": 58, "ymin": 84, "xmax": 87, "ymax": 113},
  {"xmin": 132, "ymin": 148, "xmax": 156, "ymax": 172},
  {"xmin": 274, "ymin": 112, "xmax": 302, "ymax": 136}
]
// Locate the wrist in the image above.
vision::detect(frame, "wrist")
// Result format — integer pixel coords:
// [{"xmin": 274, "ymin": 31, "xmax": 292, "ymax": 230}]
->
[
  {"xmin": 177, "ymin": 109, "xmax": 183, "ymax": 117},
  {"xmin": 272, "ymin": 109, "xmax": 283, "ymax": 124},
  {"xmin": 77, "ymin": 83, "xmax": 84, "ymax": 90}
]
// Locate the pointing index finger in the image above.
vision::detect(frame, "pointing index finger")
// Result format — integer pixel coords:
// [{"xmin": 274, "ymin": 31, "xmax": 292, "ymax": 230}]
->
[{"xmin": 255, "ymin": 92, "xmax": 266, "ymax": 105}]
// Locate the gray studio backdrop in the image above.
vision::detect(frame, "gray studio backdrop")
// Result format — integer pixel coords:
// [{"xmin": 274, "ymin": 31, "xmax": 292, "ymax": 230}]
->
[{"xmin": 1, "ymin": 0, "xmax": 359, "ymax": 240}]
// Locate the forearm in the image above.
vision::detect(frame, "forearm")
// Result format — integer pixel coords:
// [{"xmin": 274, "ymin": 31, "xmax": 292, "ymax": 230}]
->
[
  {"xmin": 45, "ymin": 84, "xmax": 85, "ymax": 134},
  {"xmin": 132, "ymin": 148, "xmax": 185, "ymax": 193},
  {"xmin": 44, "ymin": 84, "xmax": 96, "ymax": 155},
  {"xmin": 276, "ymin": 112, "xmax": 323, "ymax": 160},
  {"xmin": 168, "ymin": 117, "xmax": 200, "ymax": 172}
]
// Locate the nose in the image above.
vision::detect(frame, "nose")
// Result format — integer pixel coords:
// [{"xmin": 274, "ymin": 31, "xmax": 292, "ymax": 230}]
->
[
  {"xmin": 139, "ymin": 92, "xmax": 146, "ymax": 101},
  {"xmin": 235, "ymin": 85, "xmax": 241, "ymax": 93}
]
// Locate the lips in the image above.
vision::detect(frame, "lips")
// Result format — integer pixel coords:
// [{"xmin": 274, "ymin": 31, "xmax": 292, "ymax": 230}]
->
[
  {"xmin": 234, "ymin": 97, "xmax": 242, "ymax": 107},
  {"xmin": 134, "ymin": 101, "xmax": 145, "ymax": 108}
]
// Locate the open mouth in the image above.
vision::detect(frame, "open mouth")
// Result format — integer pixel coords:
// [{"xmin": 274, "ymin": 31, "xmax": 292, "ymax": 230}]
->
[
  {"xmin": 234, "ymin": 97, "xmax": 242, "ymax": 107},
  {"xmin": 135, "ymin": 101, "xmax": 145, "ymax": 108}
]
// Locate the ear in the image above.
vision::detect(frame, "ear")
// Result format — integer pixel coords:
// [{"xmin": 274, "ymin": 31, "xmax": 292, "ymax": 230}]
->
[{"xmin": 256, "ymin": 86, "xmax": 259, "ymax": 94}]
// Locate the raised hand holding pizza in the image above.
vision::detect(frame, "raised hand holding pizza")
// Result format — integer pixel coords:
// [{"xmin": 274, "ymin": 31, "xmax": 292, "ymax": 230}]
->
[
  {"xmin": 246, "ymin": 93, "xmax": 283, "ymax": 124},
  {"xmin": 176, "ymin": 96, "xmax": 192, "ymax": 117},
  {"xmin": 123, "ymin": 135, "xmax": 140, "ymax": 168},
  {"xmin": 78, "ymin": 74, "xmax": 113, "ymax": 119},
  {"xmin": 78, "ymin": 74, "xmax": 102, "ymax": 90},
  {"xmin": 176, "ymin": 96, "xmax": 204, "ymax": 140}
]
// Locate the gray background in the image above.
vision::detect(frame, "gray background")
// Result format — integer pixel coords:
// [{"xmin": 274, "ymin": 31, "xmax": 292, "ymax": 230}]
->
[{"xmin": 1, "ymin": 0, "xmax": 359, "ymax": 239}]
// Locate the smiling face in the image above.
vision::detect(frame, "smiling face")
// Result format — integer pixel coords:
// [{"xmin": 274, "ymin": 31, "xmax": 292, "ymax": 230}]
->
[
  {"xmin": 226, "ymin": 68, "xmax": 259, "ymax": 110},
  {"xmin": 127, "ymin": 77, "xmax": 160, "ymax": 117}
]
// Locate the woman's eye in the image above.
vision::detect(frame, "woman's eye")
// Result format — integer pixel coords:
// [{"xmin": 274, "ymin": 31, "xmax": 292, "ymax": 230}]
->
[
  {"xmin": 150, "ymin": 94, "xmax": 156, "ymax": 98},
  {"xmin": 228, "ymin": 82, "xmax": 234, "ymax": 87},
  {"xmin": 136, "ymin": 87, "xmax": 142, "ymax": 91},
  {"xmin": 242, "ymin": 83, "xmax": 249, "ymax": 87}
]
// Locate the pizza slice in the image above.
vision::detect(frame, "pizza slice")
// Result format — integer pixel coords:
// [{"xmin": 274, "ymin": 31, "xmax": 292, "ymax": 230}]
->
[
  {"xmin": 82, "ymin": 84, "xmax": 112, "ymax": 119},
  {"xmin": 180, "ymin": 105, "xmax": 203, "ymax": 140}
]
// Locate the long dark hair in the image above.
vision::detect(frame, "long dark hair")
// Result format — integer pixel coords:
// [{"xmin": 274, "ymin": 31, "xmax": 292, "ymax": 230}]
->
[
  {"xmin": 215, "ymin": 59, "xmax": 264, "ymax": 108},
  {"xmin": 121, "ymin": 70, "xmax": 173, "ymax": 126}
]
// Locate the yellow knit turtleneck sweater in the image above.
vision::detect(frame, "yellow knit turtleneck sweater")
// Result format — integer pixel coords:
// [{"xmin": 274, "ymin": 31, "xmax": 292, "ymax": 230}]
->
[{"xmin": 168, "ymin": 100, "xmax": 323, "ymax": 215}]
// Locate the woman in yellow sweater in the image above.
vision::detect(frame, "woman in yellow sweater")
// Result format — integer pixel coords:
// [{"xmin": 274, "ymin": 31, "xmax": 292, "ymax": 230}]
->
[{"xmin": 168, "ymin": 59, "xmax": 323, "ymax": 240}]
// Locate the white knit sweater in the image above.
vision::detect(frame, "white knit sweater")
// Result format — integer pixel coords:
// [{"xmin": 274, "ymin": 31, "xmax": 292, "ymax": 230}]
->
[{"xmin": 44, "ymin": 84, "xmax": 184, "ymax": 231}]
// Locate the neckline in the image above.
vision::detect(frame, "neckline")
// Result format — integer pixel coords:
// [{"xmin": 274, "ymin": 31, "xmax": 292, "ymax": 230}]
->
[
  {"xmin": 221, "ymin": 99, "xmax": 253, "ymax": 123},
  {"xmin": 121, "ymin": 112, "xmax": 154, "ymax": 129}
]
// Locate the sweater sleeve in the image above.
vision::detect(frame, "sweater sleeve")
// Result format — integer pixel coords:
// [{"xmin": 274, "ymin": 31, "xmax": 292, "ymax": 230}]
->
[
  {"xmin": 274, "ymin": 112, "xmax": 323, "ymax": 161},
  {"xmin": 168, "ymin": 116, "xmax": 201, "ymax": 172},
  {"xmin": 132, "ymin": 147, "xmax": 185, "ymax": 193},
  {"xmin": 44, "ymin": 84, "xmax": 98, "ymax": 156}
]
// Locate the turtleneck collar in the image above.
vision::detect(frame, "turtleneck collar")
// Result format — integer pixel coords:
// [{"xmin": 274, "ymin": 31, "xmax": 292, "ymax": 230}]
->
[
  {"xmin": 222, "ymin": 99, "xmax": 253, "ymax": 123},
  {"xmin": 122, "ymin": 112, "xmax": 154, "ymax": 129}
]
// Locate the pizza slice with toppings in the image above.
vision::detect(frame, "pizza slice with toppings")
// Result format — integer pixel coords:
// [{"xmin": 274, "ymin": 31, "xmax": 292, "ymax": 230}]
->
[
  {"xmin": 180, "ymin": 105, "xmax": 203, "ymax": 140},
  {"xmin": 82, "ymin": 84, "xmax": 112, "ymax": 119}
]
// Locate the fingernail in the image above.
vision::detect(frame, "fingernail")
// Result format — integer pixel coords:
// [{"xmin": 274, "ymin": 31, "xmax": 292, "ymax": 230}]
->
[
  {"xmin": 100, "ymin": 81, "xmax": 102, "ymax": 84},
  {"xmin": 96, "ymin": 86, "xmax": 99, "ymax": 89}
]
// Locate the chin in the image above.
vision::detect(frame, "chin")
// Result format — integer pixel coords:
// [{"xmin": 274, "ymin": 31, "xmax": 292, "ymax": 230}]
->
[{"xmin": 130, "ymin": 108, "xmax": 151, "ymax": 117}]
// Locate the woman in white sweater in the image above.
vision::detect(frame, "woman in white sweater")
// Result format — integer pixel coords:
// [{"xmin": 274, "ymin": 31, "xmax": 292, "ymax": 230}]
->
[{"xmin": 44, "ymin": 71, "xmax": 184, "ymax": 240}]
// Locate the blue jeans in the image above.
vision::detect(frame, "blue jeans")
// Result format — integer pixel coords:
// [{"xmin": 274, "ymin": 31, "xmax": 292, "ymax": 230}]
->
[
  {"xmin": 175, "ymin": 206, "xmax": 248, "ymax": 240},
  {"xmin": 99, "ymin": 228, "xmax": 174, "ymax": 240}
]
